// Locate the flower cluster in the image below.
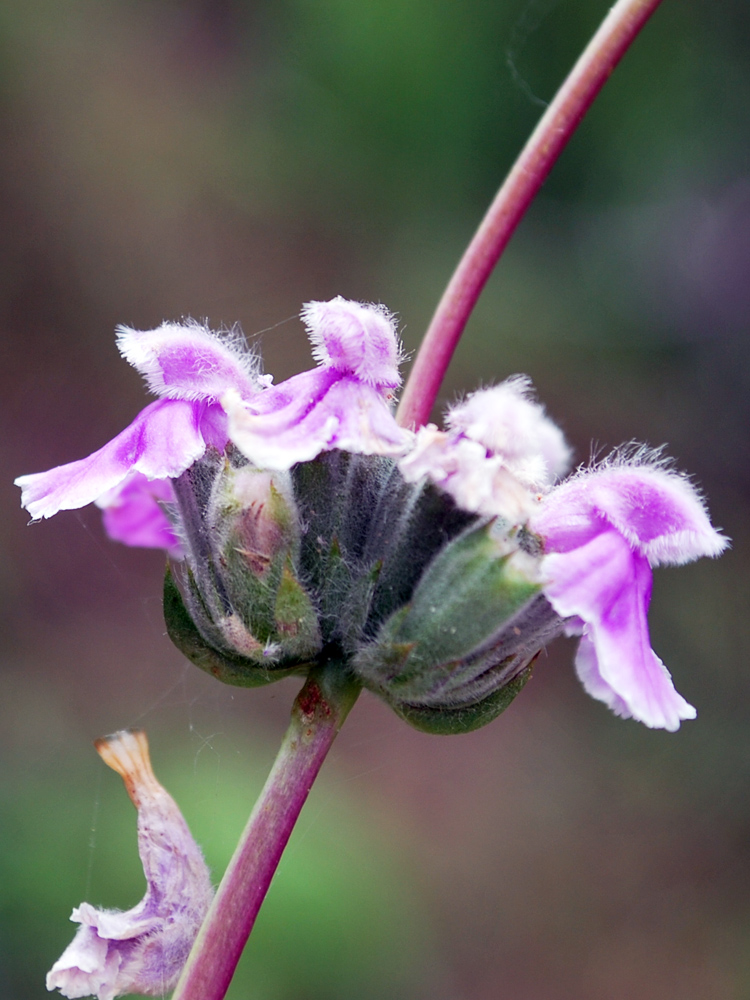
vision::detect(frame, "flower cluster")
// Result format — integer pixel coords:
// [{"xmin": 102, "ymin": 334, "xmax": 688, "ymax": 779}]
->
[{"xmin": 17, "ymin": 297, "xmax": 727, "ymax": 732}]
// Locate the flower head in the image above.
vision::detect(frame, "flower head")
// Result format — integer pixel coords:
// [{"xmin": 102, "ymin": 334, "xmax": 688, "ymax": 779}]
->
[
  {"xmin": 15, "ymin": 301, "xmax": 728, "ymax": 734},
  {"xmin": 46, "ymin": 730, "xmax": 213, "ymax": 1000}
]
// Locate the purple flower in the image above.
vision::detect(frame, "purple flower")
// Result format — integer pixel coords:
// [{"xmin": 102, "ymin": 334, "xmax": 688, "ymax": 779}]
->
[
  {"xmin": 399, "ymin": 378, "xmax": 571, "ymax": 523},
  {"xmin": 16, "ymin": 300, "xmax": 411, "ymax": 550},
  {"xmin": 530, "ymin": 452, "xmax": 729, "ymax": 730},
  {"xmin": 16, "ymin": 320, "xmax": 260, "ymax": 523},
  {"xmin": 223, "ymin": 296, "xmax": 412, "ymax": 469},
  {"xmin": 396, "ymin": 379, "xmax": 727, "ymax": 731},
  {"xmin": 46, "ymin": 730, "xmax": 214, "ymax": 1000}
]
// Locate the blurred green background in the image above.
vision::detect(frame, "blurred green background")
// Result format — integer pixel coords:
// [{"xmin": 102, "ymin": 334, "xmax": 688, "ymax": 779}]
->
[{"xmin": 2, "ymin": 0, "xmax": 749, "ymax": 997}]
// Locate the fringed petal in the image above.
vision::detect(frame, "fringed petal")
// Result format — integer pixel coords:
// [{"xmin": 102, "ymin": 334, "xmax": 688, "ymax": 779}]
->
[
  {"xmin": 446, "ymin": 378, "xmax": 572, "ymax": 489},
  {"xmin": 117, "ymin": 319, "xmax": 260, "ymax": 403},
  {"xmin": 534, "ymin": 457, "xmax": 728, "ymax": 565},
  {"xmin": 301, "ymin": 296, "xmax": 402, "ymax": 387}
]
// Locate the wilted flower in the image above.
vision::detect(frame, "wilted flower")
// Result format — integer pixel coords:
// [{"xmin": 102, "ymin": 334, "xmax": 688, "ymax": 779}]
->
[{"xmin": 46, "ymin": 730, "xmax": 214, "ymax": 1000}]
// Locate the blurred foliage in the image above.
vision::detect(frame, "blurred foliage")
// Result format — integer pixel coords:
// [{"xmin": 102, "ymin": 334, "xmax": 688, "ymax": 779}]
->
[{"xmin": 2, "ymin": 0, "xmax": 750, "ymax": 997}]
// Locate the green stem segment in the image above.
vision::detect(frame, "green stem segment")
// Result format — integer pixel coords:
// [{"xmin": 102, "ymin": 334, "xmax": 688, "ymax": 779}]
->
[
  {"xmin": 396, "ymin": 0, "xmax": 665, "ymax": 430},
  {"xmin": 172, "ymin": 666, "xmax": 361, "ymax": 1000}
]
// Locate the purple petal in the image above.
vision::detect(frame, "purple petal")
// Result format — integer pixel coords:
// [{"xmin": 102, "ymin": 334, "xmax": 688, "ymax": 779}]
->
[
  {"xmin": 15, "ymin": 399, "xmax": 217, "ymax": 520},
  {"xmin": 533, "ymin": 458, "xmax": 728, "ymax": 565},
  {"xmin": 46, "ymin": 731, "xmax": 214, "ymax": 1000},
  {"xmin": 223, "ymin": 370, "xmax": 412, "ymax": 469},
  {"xmin": 542, "ymin": 527, "xmax": 696, "ymax": 730},
  {"xmin": 301, "ymin": 297, "xmax": 403, "ymax": 387},
  {"xmin": 117, "ymin": 319, "xmax": 260, "ymax": 402},
  {"xmin": 446, "ymin": 378, "xmax": 572, "ymax": 488},
  {"xmin": 97, "ymin": 473, "xmax": 183, "ymax": 558}
]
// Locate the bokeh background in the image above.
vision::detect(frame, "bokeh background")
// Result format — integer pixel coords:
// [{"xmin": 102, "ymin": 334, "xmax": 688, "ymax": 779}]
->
[{"xmin": 2, "ymin": 1, "xmax": 749, "ymax": 997}]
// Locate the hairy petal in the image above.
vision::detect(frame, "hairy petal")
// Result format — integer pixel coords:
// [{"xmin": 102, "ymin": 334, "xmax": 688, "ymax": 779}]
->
[
  {"xmin": 47, "ymin": 731, "xmax": 214, "ymax": 1000},
  {"xmin": 301, "ymin": 296, "xmax": 403, "ymax": 387},
  {"xmin": 117, "ymin": 319, "xmax": 260, "ymax": 402},
  {"xmin": 446, "ymin": 378, "xmax": 572, "ymax": 489},
  {"xmin": 97, "ymin": 473, "xmax": 183, "ymax": 558},
  {"xmin": 223, "ymin": 371, "xmax": 412, "ymax": 470},
  {"xmin": 534, "ymin": 461, "xmax": 728, "ymax": 565},
  {"xmin": 543, "ymin": 527, "xmax": 696, "ymax": 730},
  {"xmin": 399, "ymin": 425, "xmax": 537, "ymax": 523},
  {"xmin": 16, "ymin": 399, "xmax": 217, "ymax": 520}
]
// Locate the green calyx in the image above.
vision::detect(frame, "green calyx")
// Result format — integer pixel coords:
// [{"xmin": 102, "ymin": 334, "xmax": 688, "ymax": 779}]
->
[
  {"xmin": 164, "ymin": 568, "xmax": 307, "ymax": 687},
  {"xmin": 392, "ymin": 666, "xmax": 535, "ymax": 735},
  {"xmin": 354, "ymin": 521, "xmax": 540, "ymax": 690}
]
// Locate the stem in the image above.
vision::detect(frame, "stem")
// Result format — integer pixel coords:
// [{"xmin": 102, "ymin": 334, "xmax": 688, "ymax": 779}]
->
[
  {"xmin": 172, "ymin": 664, "xmax": 361, "ymax": 1000},
  {"xmin": 396, "ymin": 0, "xmax": 664, "ymax": 430}
]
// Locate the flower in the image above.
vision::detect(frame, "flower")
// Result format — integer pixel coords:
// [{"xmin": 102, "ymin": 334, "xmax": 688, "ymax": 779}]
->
[
  {"xmin": 46, "ymin": 730, "xmax": 214, "ymax": 1000},
  {"xmin": 15, "ymin": 319, "xmax": 260, "ymax": 523},
  {"xmin": 530, "ymin": 451, "xmax": 729, "ymax": 730},
  {"xmin": 399, "ymin": 378, "xmax": 571, "ymax": 523},
  {"xmin": 16, "ymin": 299, "xmax": 411, "ymax": 550},
  {"xmin": 223, "ymin": 296, "xmax": 412, "ymax": 469},
  {"xmin": 398, "ymin": 383, "xmax": 727, "ymax": 730}
]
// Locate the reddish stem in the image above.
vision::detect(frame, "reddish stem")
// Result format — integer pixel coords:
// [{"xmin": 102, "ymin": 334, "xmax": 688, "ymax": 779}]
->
[
  {"xmin": 396, "ymin": 0, "xmax": 665, "ymax": 430},
  {"xmin": 172, "ymin": 668, "xmax": 360, "ymax": 1000}
]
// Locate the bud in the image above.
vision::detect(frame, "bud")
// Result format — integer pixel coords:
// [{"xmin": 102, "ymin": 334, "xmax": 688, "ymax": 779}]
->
[
  {"xmin": 352, "ymin": 522, "xmax": 565, "ymax": 733},
  {"xmin": 165, "ymin": 448, "xmax": 564, "ymax": 733},
  {"xmin": 165, "ymin": 448, "xmax": 322, "ymax": 686}
]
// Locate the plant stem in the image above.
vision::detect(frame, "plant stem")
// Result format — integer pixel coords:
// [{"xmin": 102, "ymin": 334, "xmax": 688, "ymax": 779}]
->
[
  {"xmin": 172, "ymin": 665, "xmax": 361, "ymax": 1000},
  {"xmin": 396, "ymin": 0, "xmax": 665, "ymax": 430}
]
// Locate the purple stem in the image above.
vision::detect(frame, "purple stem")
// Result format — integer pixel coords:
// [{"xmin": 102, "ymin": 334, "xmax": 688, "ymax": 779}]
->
[
  {"xmin": 396, "ymin": 0, "xmax": 665, "ymax": 430},
  {"xmin": 171, "ymin": 667, "xmax": 361, "ymax": 1000}
]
